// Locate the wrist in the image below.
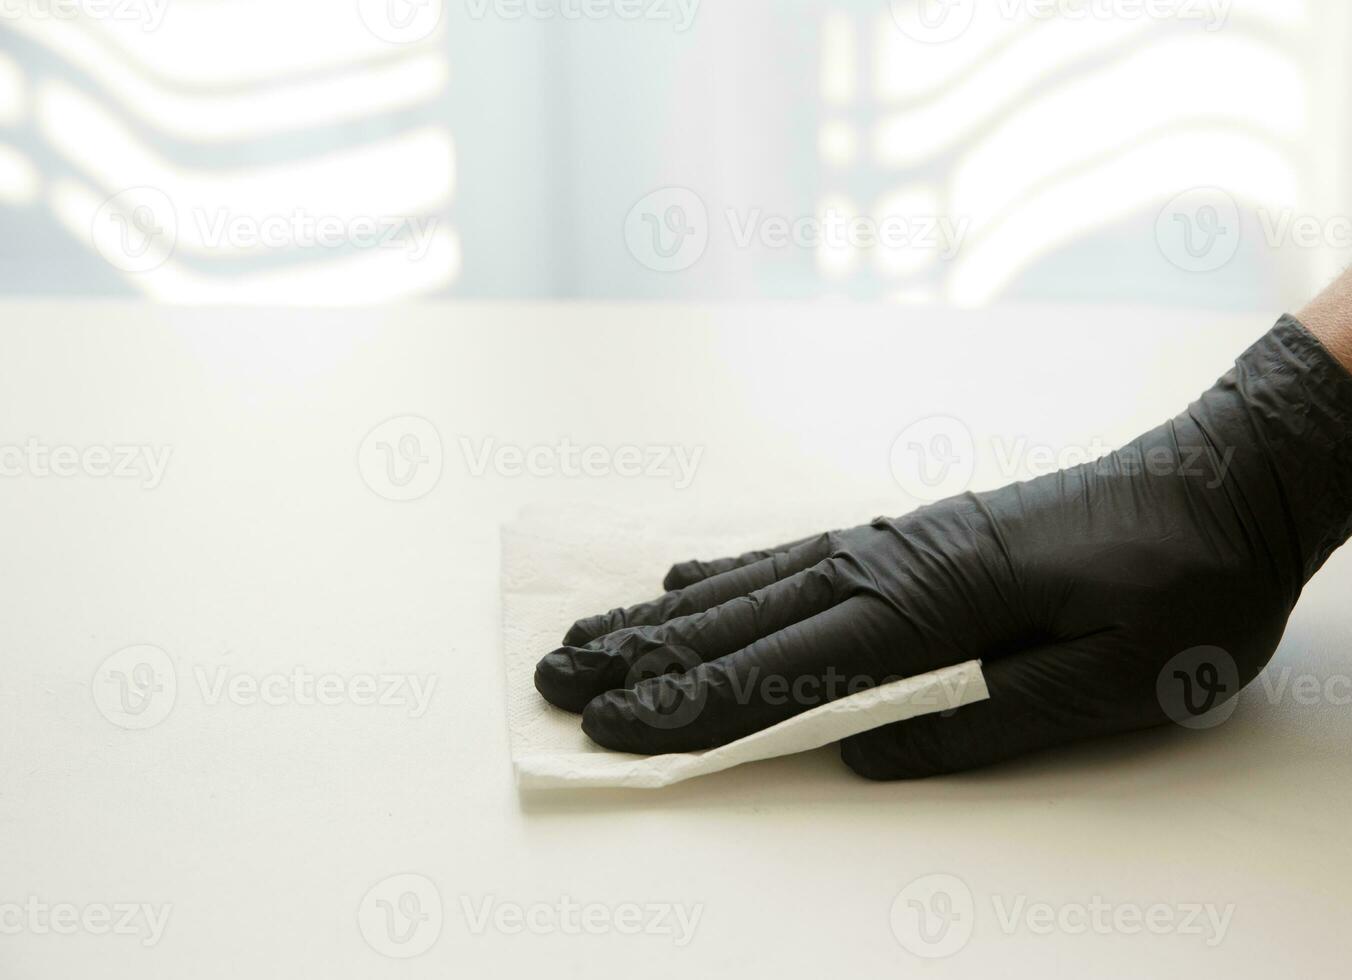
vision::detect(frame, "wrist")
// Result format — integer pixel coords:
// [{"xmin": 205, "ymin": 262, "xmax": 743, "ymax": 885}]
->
[{"xmin": 1298, "ymin": 281, "xmax": 1352, "ymax": 376}]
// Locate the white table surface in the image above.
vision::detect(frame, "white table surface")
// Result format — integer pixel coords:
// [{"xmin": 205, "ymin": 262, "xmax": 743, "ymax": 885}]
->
[{"xmin": 4, "ymin": 300, "xmax": 1351, "ymax": 979}]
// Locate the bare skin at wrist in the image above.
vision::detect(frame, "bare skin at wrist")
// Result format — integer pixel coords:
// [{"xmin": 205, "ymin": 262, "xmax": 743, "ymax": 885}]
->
[{"xmin": 1297, "ymin": 268, "xmax": 1352, "ymax": 375}]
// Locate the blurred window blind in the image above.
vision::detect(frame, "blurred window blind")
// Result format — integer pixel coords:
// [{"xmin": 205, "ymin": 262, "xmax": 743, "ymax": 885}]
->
[
  {"xmin": 1, "ymin": 0, "xmax": 456, "ymax": 303},
  {"xmin": 818, "ymin": 0, "xmax": 1349, "ymax": 309}
]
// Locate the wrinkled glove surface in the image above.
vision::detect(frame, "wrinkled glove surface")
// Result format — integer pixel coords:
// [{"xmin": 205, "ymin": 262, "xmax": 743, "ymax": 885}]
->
[{"xmin": 535, "ymin": 316, "xmax": 1352, "ymax": 778}]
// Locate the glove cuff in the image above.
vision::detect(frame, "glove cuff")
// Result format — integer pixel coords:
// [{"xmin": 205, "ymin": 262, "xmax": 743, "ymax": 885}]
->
[{"xmin": 1225, "ymin": 314, "xmax": 1352, "ymax": 583}]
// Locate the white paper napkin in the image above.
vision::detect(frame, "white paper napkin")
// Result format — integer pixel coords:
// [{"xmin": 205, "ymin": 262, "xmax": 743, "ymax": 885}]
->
[{"xmin": 501, "ymin": 504, "xmax": 989, "ymax": 790}]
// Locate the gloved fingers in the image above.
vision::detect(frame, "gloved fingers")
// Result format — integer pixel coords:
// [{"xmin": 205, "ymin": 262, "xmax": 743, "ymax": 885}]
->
[
  {"xmin": 535, "ymin": 558, "xmax": 847, "ymax": 713},
  {"xmin": 839, "ymin": 638, "xmax": 1150, "ymax": 780},
  {"xmin": 662, "ymin": 533, "xmax": 823, "ymax": 590},
  {"xmin": 655, "ymin": 555, "xmax": 849, "ymax": 654},
  {"xmin": 582, "ymin": 594, "xmax": 953, "ymax": 755},
  {"xmin": 562, "ymin": 532, "xmax": 835, "ymax": 646}
]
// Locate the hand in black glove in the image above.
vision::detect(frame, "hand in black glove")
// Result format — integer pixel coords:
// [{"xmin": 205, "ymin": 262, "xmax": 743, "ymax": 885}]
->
[{"xmin": 535, "ymin": 316, "xmax": 1352, "ymax": 778}]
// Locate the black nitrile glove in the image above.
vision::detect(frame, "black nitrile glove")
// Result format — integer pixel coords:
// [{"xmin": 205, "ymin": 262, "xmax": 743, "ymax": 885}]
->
[{"xmin": 534, "ymin": 316, "xmax": 1352, "ymax": 778}]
